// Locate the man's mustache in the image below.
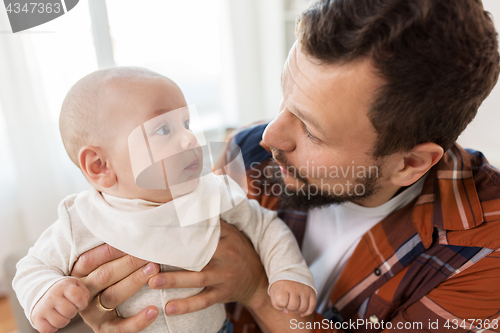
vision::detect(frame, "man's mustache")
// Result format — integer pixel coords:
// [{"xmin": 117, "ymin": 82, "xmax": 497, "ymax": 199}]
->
[{"xmin": 270, "ymin": 148, "xmax": 309, "ymax": 184}]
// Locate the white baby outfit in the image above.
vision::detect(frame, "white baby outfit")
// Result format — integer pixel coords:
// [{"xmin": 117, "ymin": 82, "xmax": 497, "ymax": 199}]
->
[{"xmin": 14, "ymin": 174, "xmax": 314, "ymax": 333}]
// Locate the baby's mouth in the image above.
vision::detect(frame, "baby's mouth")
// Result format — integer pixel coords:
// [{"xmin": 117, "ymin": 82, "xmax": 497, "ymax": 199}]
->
[{"xmin": 184, "ymin": 158, "xmax": 200, "ymax": 171}]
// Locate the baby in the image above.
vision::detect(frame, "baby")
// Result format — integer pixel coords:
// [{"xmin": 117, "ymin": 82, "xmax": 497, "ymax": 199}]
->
[{"xmin": 13, "ymin": 67, "xmax": 316, "ymax": 333}]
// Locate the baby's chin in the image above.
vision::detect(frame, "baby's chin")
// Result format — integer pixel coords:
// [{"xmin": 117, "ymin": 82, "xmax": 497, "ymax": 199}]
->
[
  {"xmin": 128, "ymin": 177, "xmax": 200, "ymax": 203},
  {"xmin": 169, "ymin": 177, "xmax": 200, "ymax": 199}
]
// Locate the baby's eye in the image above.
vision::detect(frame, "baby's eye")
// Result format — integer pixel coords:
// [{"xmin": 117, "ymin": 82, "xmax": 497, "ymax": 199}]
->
[
  {"xmin": 184, "ymin": 119, "xmax": 190, "ymax": 129},
  {"xmin": 155, "ymin": 125, "xmax": 170, "ymax": 136}
]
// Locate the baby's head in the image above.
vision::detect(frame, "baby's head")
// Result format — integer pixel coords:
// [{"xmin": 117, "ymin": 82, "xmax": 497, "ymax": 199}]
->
[{"xmin": 60, "ymin": 67, "xmax": 202, "ymax": 203}]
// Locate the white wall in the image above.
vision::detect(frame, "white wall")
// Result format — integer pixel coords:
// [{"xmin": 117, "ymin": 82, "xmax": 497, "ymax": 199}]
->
[
  {"xmin": 226, "ymin": 0, "xmax": 286, "ymax": 126},
  {"xmin": 457, "ymin": 0, "xmax": 500, "ymax": 167}
]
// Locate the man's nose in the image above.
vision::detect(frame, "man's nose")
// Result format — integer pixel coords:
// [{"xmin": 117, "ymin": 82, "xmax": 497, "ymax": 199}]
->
[{"xmin": 262, "ymin": 107, "xmax": 296, "ymax": 152}]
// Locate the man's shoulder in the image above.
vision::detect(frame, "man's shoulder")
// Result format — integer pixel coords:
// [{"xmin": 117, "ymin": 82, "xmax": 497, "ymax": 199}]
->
[
  {"xmin": 468, "ymin": 148, "xmax": 500, "ymax": 187},
  {"xmin": 467, "ymin": 148, "xmax": 500, "ymax": 214},
  {"xmin": 231, "ymin": 123, "xmax": 272, "ymax": 170},
  {"xmin": 443, "ymin": 148, "xmax": 500, "ymax": 249}
]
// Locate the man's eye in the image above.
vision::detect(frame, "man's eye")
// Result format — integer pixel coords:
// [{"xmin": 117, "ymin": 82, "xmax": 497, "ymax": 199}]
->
[
  {"xmin": 184, "ymin": 119, "xmax": 190, "ymax": 129},
  {"xmin": 155, "ymin": 125, "xmax": 170, "ymax": 135},
  {"xmin": 302, "ymin": 123, "xmax": 318, "ymax": 142}
]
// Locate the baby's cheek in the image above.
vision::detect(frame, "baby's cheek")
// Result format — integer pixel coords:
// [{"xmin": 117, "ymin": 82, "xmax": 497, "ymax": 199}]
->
[
  {"xmin": 164, "ymin": 163, "xmax": 182, "ymax": 184},
  {"xmin": 115, "ymin": 159, "xmax": 136, "ymax": 184}
]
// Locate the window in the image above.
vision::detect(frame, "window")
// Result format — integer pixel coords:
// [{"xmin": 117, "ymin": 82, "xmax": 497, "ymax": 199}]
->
[{"xmin": 105, "ymin": 0, "xmax": 231, "ymax": 137}]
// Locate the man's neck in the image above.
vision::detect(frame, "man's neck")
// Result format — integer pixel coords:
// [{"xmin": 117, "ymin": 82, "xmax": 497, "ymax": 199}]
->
[{"xmin": 354, "ymin": 183, "xmax": 403, "ymax": 208}]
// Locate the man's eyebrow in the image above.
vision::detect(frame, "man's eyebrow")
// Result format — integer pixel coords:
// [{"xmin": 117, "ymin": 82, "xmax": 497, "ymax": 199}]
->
[{"xmin": 288, "ymin": 104, "xmax": 328, "ymax": 139}]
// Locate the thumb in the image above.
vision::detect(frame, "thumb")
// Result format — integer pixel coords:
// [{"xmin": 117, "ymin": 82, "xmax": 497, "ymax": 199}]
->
[{"xmin": 106, "ymin": 306, "xmax": 159, "ymax": 333}]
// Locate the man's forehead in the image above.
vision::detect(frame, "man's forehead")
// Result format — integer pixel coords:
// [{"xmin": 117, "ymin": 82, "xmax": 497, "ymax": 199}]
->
[
  {"xmin": 282, "ymin": 44, "xmax": 382, "ymax": 144},
  {"xmin": 284, "ymin": 44, "xmax": 380, "ymax": 104},
  {"xmin": 284, "ymin": 45, "xmax": 333, "ymax": 107}
]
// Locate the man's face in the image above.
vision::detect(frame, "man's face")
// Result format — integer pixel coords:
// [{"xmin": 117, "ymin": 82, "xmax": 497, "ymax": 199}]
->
[{"xmin": 262, "ymin": 44, "xmax": 387, "ymax": 208}]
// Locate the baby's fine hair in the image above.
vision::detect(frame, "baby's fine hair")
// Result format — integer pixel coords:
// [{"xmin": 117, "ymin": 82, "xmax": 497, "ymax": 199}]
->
[{"xmin": 59, "ymin": 67, "xmax": 169, "ymax": 167}]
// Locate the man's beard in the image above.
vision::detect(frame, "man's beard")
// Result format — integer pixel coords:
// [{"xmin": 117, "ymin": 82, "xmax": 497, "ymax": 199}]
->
[{"xmin": 269, "ymin": 148, "xmax": 382, "ymax": 210}]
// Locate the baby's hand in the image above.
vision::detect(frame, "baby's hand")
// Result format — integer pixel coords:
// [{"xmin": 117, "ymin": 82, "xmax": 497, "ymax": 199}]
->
[
  {"xmin": 269, "ymin": 280, "xmax": 316, "ymax": 317},
  {"xmin": 32, "ymin": 277, "xmax": 90, "ymax": 333}
]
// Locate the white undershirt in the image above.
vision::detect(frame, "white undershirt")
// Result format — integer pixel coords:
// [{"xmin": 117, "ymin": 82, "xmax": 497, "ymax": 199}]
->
[{"xmin": 302, "ymin": 175, "xmax": 426, "ymax": 313}]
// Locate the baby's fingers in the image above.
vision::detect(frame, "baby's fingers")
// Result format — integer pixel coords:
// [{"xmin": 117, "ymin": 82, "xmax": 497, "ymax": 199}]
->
[
  {"xmin": 63, "ymin": 280, "xmax": 89, "ymax": 310},
  {"xmin": 34, "ymin": 318, "xmax": 58, "ymax": 333},
  {"xmin": 270, "ymin": 289, "xmax": 290, "ymax": 313},
  {"xmin": 296, "ymin": 295, "xmax": 310, "ymax": 315},
  {"xmin": 286, "ymin": 293, "xmax": 300, "ymax": 312},
  {"xmin": 55, "ymin": 298, "xmax": 78, "ymax": 319},
  {"xmin": 301, "ymin": 294, "xmax": 317, "ymax": 317},
  {"xmin": 269, "ymin": 289, "xmax": 290, "ymax": 310},
  {"xmin": 46, "ymin": 308, "xmax": 71, "ymax": 329}
]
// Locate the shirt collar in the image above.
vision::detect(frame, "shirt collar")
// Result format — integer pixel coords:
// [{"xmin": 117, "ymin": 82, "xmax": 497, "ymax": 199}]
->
[{"xmin": 412, "ymin": 143, "xmax": 484, "ymax": 248}]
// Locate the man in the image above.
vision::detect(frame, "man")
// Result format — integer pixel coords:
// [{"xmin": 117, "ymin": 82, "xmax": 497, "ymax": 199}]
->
[{"xmin": 71, "ymin": 0, "xmax": 500, "ymax": 332}]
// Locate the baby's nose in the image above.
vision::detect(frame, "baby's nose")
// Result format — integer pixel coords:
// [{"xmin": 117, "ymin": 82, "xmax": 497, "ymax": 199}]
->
[{"xmin": 180, "ymin": 130, "xmax": 198, "ymax": 150}]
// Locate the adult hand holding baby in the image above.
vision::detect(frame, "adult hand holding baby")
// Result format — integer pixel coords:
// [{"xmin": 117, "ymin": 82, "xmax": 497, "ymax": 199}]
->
[
  {"xmin": 70, "ymin": 244, "xmax": 160, "ymax": 333},
  {"xmin": 150, "ymin": 222, "xmax": 314, "ymax": 332},
  {"xmin": 71, "ymin": 221, "xmax": 272, "ymax": 333},
  {"xmin": 148, "ymin": 221, "xmax": 267, "ymax": 315}
]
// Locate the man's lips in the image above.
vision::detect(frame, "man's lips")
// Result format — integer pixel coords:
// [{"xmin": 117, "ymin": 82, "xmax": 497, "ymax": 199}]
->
[
  {"xmin": 275, "ymin": 160, "xmax": 289, "ymax": 176},
  {"xmin": 184, "ymin": 159, "xmax": 200, "ymax": 171}
]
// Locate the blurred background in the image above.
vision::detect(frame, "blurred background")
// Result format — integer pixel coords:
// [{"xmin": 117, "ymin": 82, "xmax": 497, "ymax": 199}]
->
[{"xmin": 0, "ymin": 0, "xmax": 499, "ymax": 329}]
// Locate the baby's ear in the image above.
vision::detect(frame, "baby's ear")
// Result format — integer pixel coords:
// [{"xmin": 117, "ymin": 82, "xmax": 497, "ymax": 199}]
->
[{"xmin": 78, "ymin": 146, "xmax": 117, "ymax": 188}]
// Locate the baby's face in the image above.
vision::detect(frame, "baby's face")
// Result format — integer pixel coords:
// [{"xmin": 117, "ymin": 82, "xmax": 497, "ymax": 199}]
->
[
  {"xmin": 100, "ymin": 76, "xmax": 202, "ymax": 202},
  {"xmin": 137, "ymin": 105, "xmax": 203, "ymax": 192}
]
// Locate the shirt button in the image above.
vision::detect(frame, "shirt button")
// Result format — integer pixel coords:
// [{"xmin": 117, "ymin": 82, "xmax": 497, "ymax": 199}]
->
[
  {"xmin": 369, "ymin": 315, "xmax": 379, "ymax": 323},
  {"xmin": 374, "ymin": 268, "xmax": 381, "ymax": 276}
]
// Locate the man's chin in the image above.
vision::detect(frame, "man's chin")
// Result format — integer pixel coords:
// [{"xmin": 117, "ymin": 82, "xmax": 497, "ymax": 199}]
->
[
  {"xmin": 274, "ymin": 177, "xmax": 348, "ymax": 210},
  {"xmin": 274, "ymin": 176, "xmax": 379, "ymax": 211},
  {"xmin": 280, "ymin": 174, "xmax": 306, "ymax": 188},
  {"xmin": 279, "ymin": 188, "xmax": 350, "ymax": 211},
  {"xmin": 267, "ymin": 161, "xmax": 380, "ymax": 211}
]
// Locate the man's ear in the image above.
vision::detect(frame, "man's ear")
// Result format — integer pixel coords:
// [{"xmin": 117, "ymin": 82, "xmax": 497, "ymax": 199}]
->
[
  {"xmin": 390, "ymin": 143, "xmax": 444, "ymax": 187},
  {"xmin": 78, "ymin": 146, "xmax": 117, "ymax": 188}
]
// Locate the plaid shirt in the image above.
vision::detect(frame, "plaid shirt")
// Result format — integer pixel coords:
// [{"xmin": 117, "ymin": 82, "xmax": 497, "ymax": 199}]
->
[{"xmin": 227, "ymin": 124, "xmax": 500, "ymax": 333}]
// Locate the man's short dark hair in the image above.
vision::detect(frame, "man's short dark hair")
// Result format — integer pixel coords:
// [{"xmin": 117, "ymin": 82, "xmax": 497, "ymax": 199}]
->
[{"xmin": 297, "ymin": 0, "xmax": 500, "ymax": 157}]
